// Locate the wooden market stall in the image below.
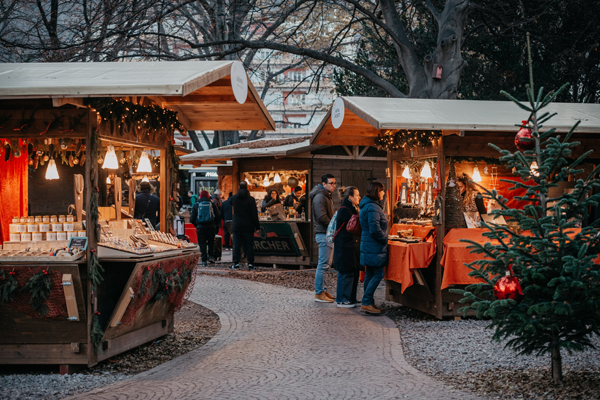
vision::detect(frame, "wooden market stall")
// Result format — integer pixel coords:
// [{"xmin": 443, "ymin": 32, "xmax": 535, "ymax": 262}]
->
[
  {"xmin": 312, "ymin": 96, "xmax": 600, "ymax": 319},
  {"xmin": 180, "ymin": 136, "xmax": 388, "ymax": 267},
  {"xmin": 0, "ymin": 61, "xmax": 275, "ymax": 371}
]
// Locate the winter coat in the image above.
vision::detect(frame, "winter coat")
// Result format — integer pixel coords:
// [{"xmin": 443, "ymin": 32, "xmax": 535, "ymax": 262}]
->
[
  {"xmin": 359, "ymin": 196, "xmax": 388, "ymax": 268},
  {"xmin": 334, "ymin": 198, "xmax": 360, "ymax": 273},
  {"xmin": 261, "ymin": 194, "xmax": 281, "ymax": 212},
  {"xmin": 134, "ymin": 190, "xmax": 160, "ymax": 228},
  {"xmin": 231, "ymin": 188, "xmax": 260, "ymax": 233},
  {"xmin": 190, "ymin": 197, "xmax": 221, "ymax": 229},
  {"xmin": 221, "ymin": 199, "xmax": 233, "ymax": 221},
  {"xmin": 309, "ymin": 184, "xmax": 333, "ymax": 234}
]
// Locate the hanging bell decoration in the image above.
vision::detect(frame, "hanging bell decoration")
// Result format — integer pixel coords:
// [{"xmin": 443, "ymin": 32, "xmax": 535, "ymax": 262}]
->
[
  {"xmin": 515, "ymin": 121, "xmax": 535, "ymax": 151},
  {"xmin": 494, "ymin": 265, "xmax": 523, "ymax": 301}
]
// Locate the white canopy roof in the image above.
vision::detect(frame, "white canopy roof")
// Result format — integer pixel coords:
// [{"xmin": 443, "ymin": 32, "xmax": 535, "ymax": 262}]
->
[
  {"xmin": 312, "ymin": 97, "xmax": 600, "ymax": 145},
  {"xmin": 0, "ymin": 61, "xmax": 275, "ymax": 131}
]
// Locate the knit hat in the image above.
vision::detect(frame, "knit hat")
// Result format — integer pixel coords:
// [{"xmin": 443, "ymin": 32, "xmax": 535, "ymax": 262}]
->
[{"xmin": 200, "ymin": 190, "xmax": 210, "ymax": 199}]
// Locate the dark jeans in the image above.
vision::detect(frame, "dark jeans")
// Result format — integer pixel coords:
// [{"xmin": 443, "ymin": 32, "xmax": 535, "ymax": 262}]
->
[
  {"xmin": 197, "ymin": 226, "xmax": 216, "ymax": 262},
  {"xmin": 362, "ymin": 265, "xmax": 384, "ymax": 306},
  {"xmin": 233, "ymin": 231, "xmax": 255, "ymax": 264},
  {"xmin": 336, "ymin": 270, "xmax": 359, "ymax": 304},
  {"xmin": 224, "ymin": 221, "xmax": 232, "ymax": 248}
]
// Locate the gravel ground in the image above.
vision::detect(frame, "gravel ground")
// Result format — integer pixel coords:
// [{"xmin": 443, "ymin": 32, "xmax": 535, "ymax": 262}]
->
[{"xmin": 0, "ymin": 301, "xmax": 220, "ymax": 400}]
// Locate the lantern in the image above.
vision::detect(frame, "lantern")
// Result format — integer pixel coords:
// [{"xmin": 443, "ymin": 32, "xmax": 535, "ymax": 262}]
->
[
  {"xmin": 420, "ymin": 161, "xmax": 432, "ymax": 179},
  {"xmin": 45, "ymin": 159, "xmax": 59, "ymax": 180},
  {"xmin": 137, "ymin": 150, "xmax": 152, "ymax": 173},
  {"xmin": 102, "ymin": 145, "xmax": 119, "ymax": 169}
]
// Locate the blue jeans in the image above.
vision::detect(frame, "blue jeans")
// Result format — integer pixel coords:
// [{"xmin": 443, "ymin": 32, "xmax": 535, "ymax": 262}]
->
[
  {"xmin": 314, "ymin": 233, "xmax": 333, "ymax": 294},
  {"xmin": 362, "ymin": 266, "xmax": 384, "ymax": 306},
  {"xmin": 336, "ymin": 270, "xmax": 359, "ymax": 304}
]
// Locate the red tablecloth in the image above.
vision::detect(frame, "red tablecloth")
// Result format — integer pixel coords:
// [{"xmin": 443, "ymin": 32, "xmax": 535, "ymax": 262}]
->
[
  {"xmin": 439, "ymin": 228, "xmax": 599, "ymax": 289},
  {"xmin": 386, "ymin": 224, "xmax": 436, "ymax": 293}
]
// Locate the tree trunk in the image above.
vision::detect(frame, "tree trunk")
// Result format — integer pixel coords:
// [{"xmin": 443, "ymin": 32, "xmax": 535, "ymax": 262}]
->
[
  {"xmin": 416, "ymin": 0, "xmax": 469, "ymax": 99},
  {"xmin": 551, "ymin": 335, "xmax": 563, "ymax": 384}
]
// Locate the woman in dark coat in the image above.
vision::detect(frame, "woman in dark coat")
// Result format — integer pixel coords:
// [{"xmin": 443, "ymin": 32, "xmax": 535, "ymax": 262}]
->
[
  {"xmin": 261, "ymin": 189, "xmax": 281, "ymax": 212},
  {"xmin": 333, "ymin": 186, "xmax": 361, "ymax": 307},
  {"xmin": 359, "ymin": 181, "xmax": 388, "ymax": 315}
]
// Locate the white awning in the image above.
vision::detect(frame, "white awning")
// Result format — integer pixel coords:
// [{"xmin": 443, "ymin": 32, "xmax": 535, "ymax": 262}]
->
[
  {"xmin": 0, "ymin": 61, "xmax": 275, "ymax": 131},
  {"xmin": 312, "ymin": 97, "xmax": 600, "ymax": 145}
]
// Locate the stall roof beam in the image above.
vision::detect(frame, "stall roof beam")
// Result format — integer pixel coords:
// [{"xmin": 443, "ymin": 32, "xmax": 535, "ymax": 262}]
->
[{"xmin": 312, "ymin": 97, "xmax": 600, "ymax": 146}]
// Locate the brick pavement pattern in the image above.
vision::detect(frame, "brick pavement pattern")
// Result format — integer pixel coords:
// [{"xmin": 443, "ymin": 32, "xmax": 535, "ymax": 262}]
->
[{"xmin": 68, "ymin": 276, "xmax": 481, "ymax": 400}]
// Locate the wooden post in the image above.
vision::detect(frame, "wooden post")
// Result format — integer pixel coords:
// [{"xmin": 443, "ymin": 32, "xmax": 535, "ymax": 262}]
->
[
  {"xmin": 435, "ymin": 136, "xmax": 446, "ymax": 319},
  {"xmin": 114, "ymin": 177, "xmax": 122, "ymax": 221},
  {"xmin": 85, "ymin": 107, "xmax": 98, "ymax": 366},
  {"xmin": 160, "ymin": 148, "xmax": 167, "ymax": 232},
  {"xmin": 74, "ymin": 174, "xmax": 84, "ymax": 222},
  {"xmin": 232, "ymin": 159, "xmax": 240, "ymax": 193},
  {"xmin": 128, "ymin": 178, "xmax": 136, "ymax": 216}
]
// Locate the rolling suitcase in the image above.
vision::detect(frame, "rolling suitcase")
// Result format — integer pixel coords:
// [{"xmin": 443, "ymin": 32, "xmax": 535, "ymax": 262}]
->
[{"xmin": 214, "ymin": 235, "xmax": 222, "ymax": 261}]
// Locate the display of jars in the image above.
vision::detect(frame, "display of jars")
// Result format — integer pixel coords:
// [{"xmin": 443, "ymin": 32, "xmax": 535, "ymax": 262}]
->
[{"xmin": 51, "ymin": 223, "xmax": 63, "ymax": 232}]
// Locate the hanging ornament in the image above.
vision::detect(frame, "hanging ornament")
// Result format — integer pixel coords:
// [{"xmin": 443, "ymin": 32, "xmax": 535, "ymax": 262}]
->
[
  {"xmin": 13, "ymin": 148, "xmax": 21, "ymax": 158},
  {"xmin": 60, "ymin": 139, "xmax": 68, "ymax": 150},
  {"xmin": 287, "ymin": 177, "xmax": 298, "ymax": 187},
  {"xmin": 42, "ymin": 154, "xmax": 49, "ymax": 162},
  {"xmin": 515, "ymin": 121, "xmax": 535, "ymax": 151},
  {"xmin": 494, "ymin": 265, "xmax": 523, "ymax": 301}
]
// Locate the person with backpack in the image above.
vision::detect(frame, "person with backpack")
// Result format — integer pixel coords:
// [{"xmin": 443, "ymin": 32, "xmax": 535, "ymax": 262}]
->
[
  {"xmin": 333, "ymin": 186, "xmax": 361, "ymax": 308},
  {"xmin": 230, "ymin": 181, "xmax": 260, "ymax": 270},
  {"xmin": 359, "ymin": 182, "xmax": 388, "ymax": 315},
  {"xmin": 309, "ymin": 173, "xmax": 337, "ymax": 303},
  {"xmin": 190, "ymin": 190, "xmax": 221, "ymax": 266}
]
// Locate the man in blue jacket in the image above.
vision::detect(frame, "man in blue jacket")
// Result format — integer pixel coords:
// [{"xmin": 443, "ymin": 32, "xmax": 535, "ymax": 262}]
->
[{"xmin": 309, "ymin": 174, "xmax": 337, "ymax": 303}]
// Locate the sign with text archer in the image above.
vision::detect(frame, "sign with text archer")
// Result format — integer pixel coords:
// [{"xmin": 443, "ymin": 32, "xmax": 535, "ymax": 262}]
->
[{"xmin": 253, "ymin": 223, "xmax": 301, "ymax": 257}]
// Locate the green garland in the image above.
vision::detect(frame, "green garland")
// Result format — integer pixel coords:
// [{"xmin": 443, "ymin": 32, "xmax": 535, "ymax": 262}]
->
[
  {"xmin": 86, "ymin": 98, "xmax": 185, "ymax": 135},
  {"xmin": 376, "ymin": 129, "xmax": 442, "ymax": 151},
  {"xmin": 446, "ymin": 156, "xmax": 507, "ymax": 165},
  {"xmin": 89, "ymin": 133, "xmax": 104, "ymax": 290},
  {"xmin": 138, "ymin": 266, "xmax": 152, "ymax": 298},
  {"xmin": 0, "ymin": 270, "xmax": 18, "ymax": 304},
  {"xmin": 91, "ymin": 312, "xmax": 104, "ymax": 352},
  {"xmin": 22, "ymin": 268, "xmax": 52, "ymax": 317}
]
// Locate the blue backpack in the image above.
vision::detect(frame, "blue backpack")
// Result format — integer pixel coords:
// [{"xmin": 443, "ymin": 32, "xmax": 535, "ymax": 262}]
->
[{"xmin": 196, "ymin": 201, "xmax": 214, "ymax": 224}]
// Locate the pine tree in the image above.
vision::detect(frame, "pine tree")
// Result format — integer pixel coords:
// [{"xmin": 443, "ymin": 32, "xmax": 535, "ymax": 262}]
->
[{"xmin": 451, "ymin": 80, "xmax": 600, "ymax": 384}]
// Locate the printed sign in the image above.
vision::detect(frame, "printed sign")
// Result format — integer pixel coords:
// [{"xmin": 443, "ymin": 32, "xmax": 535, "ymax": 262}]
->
[
  {"xmin": 231, "ymin": 61, "xmax": 248, "ymax": 104},
  {"xmin": 331, "ymin": 97, "xmax": 345, "ymax": 129},
  {"xmin": 253, "ymin": 223, "xmax": 302, "ymax": 257},
  {"xmin": 68, "ymin": 237, "xmax": 88, "ymax": 250}
]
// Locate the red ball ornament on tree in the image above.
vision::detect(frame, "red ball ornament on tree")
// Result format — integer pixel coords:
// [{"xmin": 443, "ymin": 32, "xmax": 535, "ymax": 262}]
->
[
  {"xmin": 515, "ymin": 121, "xmax": 535, "ymax": 151},
  {"xmin": 494, "ymin": 265, "xmax": 523, "ymax": 301}
]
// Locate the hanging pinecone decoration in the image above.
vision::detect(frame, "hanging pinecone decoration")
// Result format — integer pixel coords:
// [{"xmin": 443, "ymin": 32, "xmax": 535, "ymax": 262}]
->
[{"xmin": 445, "ymin": 161, "xmax": 467, "ymax": 229}]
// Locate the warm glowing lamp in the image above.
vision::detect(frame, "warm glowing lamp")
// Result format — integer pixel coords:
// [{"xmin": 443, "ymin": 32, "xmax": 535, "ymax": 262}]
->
[
  {"xmin": 420, "ymin": 161, "xmax": 432, "ymax": 179},
  {"xmin": 263, "ymin": 175, "xmax": 270, "ymax": 186},
  {"xmin": 102, "ymin": 145, "xmax": 119, "ymax": 169},
  {"xmin": 274, "ymin": 173, "xmax": 281, "ymax": 183},
  {"xmin": 142, "ymin": 175, "xmax": 149, "ymax": 183},
  {"xmin": 402, "ymin": 165, "xmax": 411, "ymax": 179},
  {"xmin": 137, "ymin": 150, "xmax": 152, "ymax": 173},
  {"xmin": 106, "ymin": 176, "xmax": 111, "ymax": 184},
  {"xmin": 45, "ymin": 159, "xmax": 59, "ymax": 180},
  {"xmin": 472, "ymin": 165, "xmax": 482, "ymax": 182}
]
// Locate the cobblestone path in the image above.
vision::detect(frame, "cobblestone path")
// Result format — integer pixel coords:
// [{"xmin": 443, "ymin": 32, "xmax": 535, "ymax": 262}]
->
[{"xmin": 68, "ymin": 275, "xmax": 481, "ymax": 400}]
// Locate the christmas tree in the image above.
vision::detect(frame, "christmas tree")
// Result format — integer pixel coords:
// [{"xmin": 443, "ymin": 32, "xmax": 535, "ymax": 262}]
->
[{"xmin": 451, "ymin": 78, "xmax": 600, "ymax": 384}]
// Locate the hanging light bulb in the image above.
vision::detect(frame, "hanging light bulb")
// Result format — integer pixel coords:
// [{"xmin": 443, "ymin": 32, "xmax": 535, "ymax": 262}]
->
[
  {"xmin": 245, "ymin": 178, "xmax": 250, "ymax": 185},
  {"xmin": 137, "ymin": 150, "xmax": 152, "ymax": 173},
  {"xmin": 420, "ymin": 161, "xmax": 432, "ymax": 179},
  {"xmin": 274, "ymin": 173, "xmax": 281, "ymax": 183},
  {"xmin": 102, "ymin": 145, "xmax": 119, "ymax": 169},
  {"xmin": 402, "ymin": 165, "xmax": 411, "ymax": 179},
  {"xmin": 263, "ymin": 175, "xmax": 270, "ymax": 186},
  {"xmin": 472, "ymin": 164, "xmax": 482, "ymax": 182},
  {"xmin": 45, "ymin": 158, "xmax": 59, "ymax": 180},
  {"xmin": 142, "ymin": 175, "xmax": 149, "ymax": 183},
  {"xmin": 106, "ymin": 176, "xmax": 111, "ymax": 184},
  {"xmin": 530, "ymin": 161, "xmax": 539, "ymax": 177}
]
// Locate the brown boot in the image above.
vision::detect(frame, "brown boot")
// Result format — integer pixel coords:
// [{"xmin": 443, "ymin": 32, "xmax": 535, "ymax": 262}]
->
[
  {"xmin": 315, "ymin": 292, "xmax": 334, "ymax": 303},
  {"xmin": 324, "ymin": 290, "xmax": 336, "ymax": 300},
  {"xmin": 360, "ymin": 305, "xmax": 382, "ymax": 315}
]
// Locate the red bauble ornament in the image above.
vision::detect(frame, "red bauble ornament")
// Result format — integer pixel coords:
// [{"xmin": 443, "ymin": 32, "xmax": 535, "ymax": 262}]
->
[
  {"xmin": 515, "ymin": 121, "xmax": 535, "ymax": 151},
  {"xmin": 494, "ymin": 265, "xmax": 523, "ymax": 301}
]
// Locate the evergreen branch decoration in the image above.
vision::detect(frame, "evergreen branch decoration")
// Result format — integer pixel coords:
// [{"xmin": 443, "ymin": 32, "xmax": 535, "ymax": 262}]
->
[
  {"xmin": 86, "ymin": 98, "xmax": 186, "ymax": 135},
  {"xmin": 139, "ymin": 266, "xmax": 152, "ymax": 297},
  {"xmin": 91, "ymin": 312, "xmax": 104, "ymax": 352},
  {"xmin": 22, "ymin": 268, "xmax": 52, "ymax": 317},
  {"xmin": 149, "ymin": 265, "xmax": 165, "ymax": 297},
  {"xmin": 375, "ymin": 129, "xmax": 442, "ymax": 151},
  {"xmin": 0, "ymin": 270, "xmax": 18, "ymax": 304}
]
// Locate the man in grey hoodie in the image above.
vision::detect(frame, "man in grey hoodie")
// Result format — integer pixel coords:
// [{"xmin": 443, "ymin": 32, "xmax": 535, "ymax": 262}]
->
[{"xmin": 310, "ymin": 174, "xmax": 337, "ymax": 302}]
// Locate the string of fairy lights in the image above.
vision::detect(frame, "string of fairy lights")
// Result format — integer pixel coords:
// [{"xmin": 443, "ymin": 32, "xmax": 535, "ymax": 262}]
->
[{"xmin": 375, "ymin": 129, "xmax": 442, "ymax": 151}]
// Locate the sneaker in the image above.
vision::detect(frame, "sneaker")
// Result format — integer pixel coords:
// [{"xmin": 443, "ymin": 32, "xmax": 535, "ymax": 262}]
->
[
  {"xmin": 314, "ymin": 292, "xmax": 334, "ymax": 303},
  {"xmin": 360, "ymin": 305, "xmax": 382, "ymax": 315},
  {"xmin": 199, "ymin": 261, "xmax": 207, "ymax": 267},
  {"xmin": 208, "ymin": 257, "xmax": 216, "ymax": 264},
  {"xmin": 247, "ymin": 264, "xmax": 256, "ymax": 271},
  {"xmin": 230, "ymin": 263, "xmax": 241, "ymax": 270},
  {"xmin": 324, "ymin": 290, "xmax": 336, "ymax": 300},
  {"xmin": 336, "ymin": 301, "xmax": 355, "ymax": 308}
]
